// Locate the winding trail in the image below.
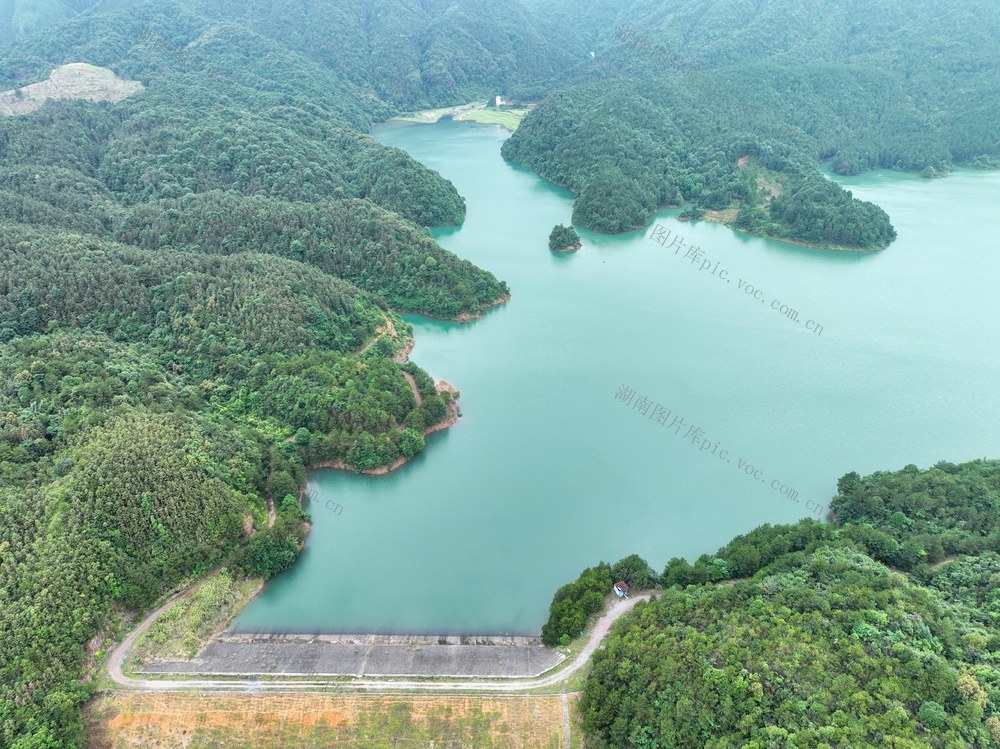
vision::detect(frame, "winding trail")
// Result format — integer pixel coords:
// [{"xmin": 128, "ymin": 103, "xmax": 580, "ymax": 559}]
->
[{"xmin": 106, "ymin": 594, "xmax": 650, "ymax": 693}]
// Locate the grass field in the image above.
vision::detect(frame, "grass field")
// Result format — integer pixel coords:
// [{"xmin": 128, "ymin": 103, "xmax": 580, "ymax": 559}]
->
[
  {"xmin": 454, "ymin": 108, "xmax": 529, "ymax": 131},
  {"xmin": 85, "ymin": 692, "xmax": 585, "ymax": 748},
  {"xmin": 393, "ymin": 103, "xmax": 531, "ymax": 131}
]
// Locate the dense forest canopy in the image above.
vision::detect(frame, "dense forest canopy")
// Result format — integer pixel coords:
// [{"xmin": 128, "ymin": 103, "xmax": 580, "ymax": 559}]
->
[
  {"xmin": 559, "ymin": 460, "xmax": 1000, "ymax": 747},
  {"xmin": 504, "ymin": 0, "xmax": 1000, "ymax": 246},
  {"xmin": 0, "ymin": 0, "xmax": 997, "ymax": 746},
  {"xmin": 0, "ymin": 0, "xmax": 585, "ymax": 106},
  {"xmin": 0, "ymin": 2, "xmax": 526, "ymax": 744}
]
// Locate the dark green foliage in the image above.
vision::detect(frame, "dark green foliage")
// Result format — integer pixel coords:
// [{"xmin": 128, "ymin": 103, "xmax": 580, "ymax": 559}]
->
[
  {"xmin": 235, "ymin": 530, "xmax": 300, "ymax": 579},
  {"xmin": 540, "ymin": 563, "xmax": 612, "ymax": 647},
  {"xmin": 610, "ymin": 554, "xmax": 655, "ymax": 590},
  {"xmin": 548, "ymin": 223, "xmax": 580, "ymax": 251},
  {"xmin": 177, "ymin": 0, "xmax": 583, "ymax": 108},
  {"xmin": 0, "ymin": 225, "xmax": 382, "ymax": 358},
  {"xmin": 768, "ymin": 175, "xmax": 896, "ymax": 248},
  {"xmin": 235, "ymin": 495, "xmax": 308, "ymax": 579},
  {"xmin": 504, "ymin": 74, "xmax": 899, "ymax": 248},
  {"xmin": 0, "ymin": 2, "xmax": 467, "ymax": 226},
  {"xmin": 113, "ymin": 191, "xmax": 507, "ymax": 319},
  {"xmin": 831, "ymin": 460, "xmax": 1000, "ymax": 569},
  {"xmin": 398, "ymin": 428, "xmax": 426, "ymax": 460},
  {"xmin": 0, "ymin": 99, "xmax": 464, "ymax": 227},
  {"xmin": 0, "ymin": 165, "xmax": 120, "ymax": 233}
]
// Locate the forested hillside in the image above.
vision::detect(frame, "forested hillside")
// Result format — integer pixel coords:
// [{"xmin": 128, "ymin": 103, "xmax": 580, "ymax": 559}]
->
[
  {"xmin": 0, "ymin": 216, "xmax": 465, "ymax": 743},
  {"xmin": 503, "ymin": 73, "xmax": 900, "ymax": 246},
  {"xmin": 1, "ymin": 0, "xmax": 584, "ymax": 105},
  {"xmin": 180, "ymin": 0, "xmax": 583, "ymax": 107},
  {"xmin": 551, "ymin": 460, "xmax": 1000, "ymax": 747},
  {"xmin": 113, "ymin": 191, "xmax": 508, "ymax": 318},
  {"xmin": 1, "ymin": 0, "xmax": 997, "ymax": 746},
  {"xmin": 0, "ymin": 2, "xmax": 520, "ymax": 745},
  {"xmin": 505, "ymin": 0, "xmax": 1000, "ymax": 246}
]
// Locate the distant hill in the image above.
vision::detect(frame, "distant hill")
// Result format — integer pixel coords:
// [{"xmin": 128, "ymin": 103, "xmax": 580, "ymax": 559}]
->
[
  {"xmin": 0, "ymin": 0, "xmax": 137, "ymax": 43},
  {"xmin": 181, "ymin": 0, "xmax": 586, "ymax": 107},
  {"xmin": 0, "ymin": 0, "xmax": 585, "ymax": 106},
  {"xmin": 503, "ymin": 0, "xmax": 1000, "ymax": 245}
]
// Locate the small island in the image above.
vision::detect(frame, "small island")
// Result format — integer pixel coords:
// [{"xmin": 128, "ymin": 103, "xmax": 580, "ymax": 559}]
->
[{"xmin": 549, "ymin": 223, "xmax": 582, "ymax": 253}]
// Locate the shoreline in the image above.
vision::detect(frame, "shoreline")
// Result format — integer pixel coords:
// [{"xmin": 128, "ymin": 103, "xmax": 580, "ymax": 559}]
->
[
  {"xmin": 693, "ymin": 210, "xmax": 879, "ymax": 253},
  {"xmin": 202, "ymin": 382, "xmax": 461, "ymax": 648},
  {"xmin": 398, "ymin": 292, "xmax": 511, "ymax": 324},
  {"xmin": 388, "ymin": 102, "xmax": 531, "ymax": 132},
  {"xmin": 309, "ymin": 379, "xmax": 460, "ymax": 478}
]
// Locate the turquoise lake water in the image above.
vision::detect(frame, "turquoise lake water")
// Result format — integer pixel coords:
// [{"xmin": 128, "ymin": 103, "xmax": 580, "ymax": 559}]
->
[{"xmin": 233, "ymin": 118, "xmax": 1000, "ymax": 634}]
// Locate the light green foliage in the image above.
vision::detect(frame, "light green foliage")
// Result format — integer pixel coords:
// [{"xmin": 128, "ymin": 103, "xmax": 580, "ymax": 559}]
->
[
  {"xmin": 129, "ymin": 569, "xmax": 260, "ymax": 667},
  {"xmin": 576, "ymin": 460, "xmax": 1000, "ymax": 748}
]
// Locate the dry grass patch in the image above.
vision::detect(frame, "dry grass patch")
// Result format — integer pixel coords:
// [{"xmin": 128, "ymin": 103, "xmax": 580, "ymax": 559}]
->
[{"xmin": 86, "ymin": 692, "xmax": 572, "ymax": 748}]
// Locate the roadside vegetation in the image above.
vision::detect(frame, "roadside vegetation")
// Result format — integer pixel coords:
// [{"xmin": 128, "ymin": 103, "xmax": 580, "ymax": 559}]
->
[{"xmin": 127, "ymin": 570, "xmax": 260, "ymax": 671}]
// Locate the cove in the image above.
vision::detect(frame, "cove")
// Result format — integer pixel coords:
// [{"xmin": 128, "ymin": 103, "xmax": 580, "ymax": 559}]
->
[{"xmin": 233, "ymin": 118, "xmax": 1000, "ymax": 635}]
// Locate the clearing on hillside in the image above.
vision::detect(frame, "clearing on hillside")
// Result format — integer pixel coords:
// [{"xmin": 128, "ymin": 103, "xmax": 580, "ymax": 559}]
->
[
  {"xmin": 0, "ymin": 63, "xmax": 143, "ymax": 115},
  {"xmin": 85, "ymin": 692, "xmax": 585, "ymax": 748}
]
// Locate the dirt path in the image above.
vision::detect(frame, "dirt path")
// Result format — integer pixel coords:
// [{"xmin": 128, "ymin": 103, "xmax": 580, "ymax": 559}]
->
[
  {"xmin": 928, "ymin": 555, "xmax": 958, "ymax": 571},
  {"xmin": 106, "ymin": 594, "xmax": 650, "ymax": 693},
  {"xmin": 402, "ymin": 371, "xmax": 422, "ymax": 405},
  {"xmin": 354, "ymin": 317, "xmax": 391, "ymax": 355},
  {"xmin": 561, "ymin": 693, "xmax": 571, "ymax": 748}
]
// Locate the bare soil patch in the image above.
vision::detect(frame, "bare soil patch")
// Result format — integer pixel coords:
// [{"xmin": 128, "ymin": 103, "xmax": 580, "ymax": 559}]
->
[
  {"xmin": 0, "ymin": 63, "xmax": 143, "ymax": 115},
  {"xmin": 85, "ymin": 692, "xmax": 570, "ymax": 748}
]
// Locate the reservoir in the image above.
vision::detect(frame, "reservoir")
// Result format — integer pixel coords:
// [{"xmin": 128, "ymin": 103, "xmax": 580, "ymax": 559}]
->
[{"xmin": 233, "ymin": 118, "xmax": 1000, "ymax": 634}]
